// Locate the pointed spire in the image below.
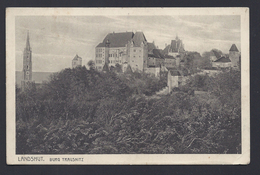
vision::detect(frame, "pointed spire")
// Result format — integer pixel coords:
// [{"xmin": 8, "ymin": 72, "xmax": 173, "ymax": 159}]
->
[
  {"xmin": 26, "ymin": 30, "xmax": 30, "ymax": 50},
  {"xmin": 176, "ymin": 34, "xmax": 179, "ymax": 40}
]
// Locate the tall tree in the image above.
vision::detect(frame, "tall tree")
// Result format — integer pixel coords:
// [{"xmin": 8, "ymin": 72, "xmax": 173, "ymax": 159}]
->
[{"xmin": 87, "ymin": 60, "xmax": 95, "ymax": 70}]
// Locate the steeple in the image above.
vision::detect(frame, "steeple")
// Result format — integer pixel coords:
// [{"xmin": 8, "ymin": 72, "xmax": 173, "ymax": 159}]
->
[
  {"xmin": 175, "ymin": 34, "xmax": 179, "ymax": 40},
  {"xmin": 26, "ymin": 30, "xmax": 31, "ymax": 50}
]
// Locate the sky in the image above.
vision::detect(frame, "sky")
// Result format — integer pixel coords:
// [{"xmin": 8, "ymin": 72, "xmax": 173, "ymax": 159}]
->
[{"xmin": 15, "ymin": 15, "xmax": 241, "ymax": 72}]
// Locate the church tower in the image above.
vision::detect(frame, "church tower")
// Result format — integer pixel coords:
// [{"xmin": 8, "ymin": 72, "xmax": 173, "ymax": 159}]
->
[
  {"xmin": 21, "ymin": 31, "xmax": 34, "ymax": 90},
  {"xmin": 23, "ymin": 31, "xmax": 32, "ymax": 81}
]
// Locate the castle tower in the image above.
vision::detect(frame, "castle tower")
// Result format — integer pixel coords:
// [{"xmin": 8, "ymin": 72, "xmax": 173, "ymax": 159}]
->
[
  {"xmin": 21, "ymin": 31, "xmax": 34, "ymax": 91},
  {"xmin": 229, "ymin": 44, "xmax": 240, "ymax": 68},
  {"xmin": 72, "ymin": 54, "xmax": 82, "ymax": 68}
]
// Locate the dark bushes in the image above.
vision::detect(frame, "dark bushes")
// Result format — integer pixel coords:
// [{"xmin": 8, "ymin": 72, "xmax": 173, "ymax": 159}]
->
[{"xmin": 16, "ymin": 67, "xmax": 241, "ymax": 154}]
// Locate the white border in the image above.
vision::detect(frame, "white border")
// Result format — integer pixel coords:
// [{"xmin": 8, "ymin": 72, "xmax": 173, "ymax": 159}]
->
[{"xmin": 6, "ymin": 8, "xmax": 250, "ymax": 165}]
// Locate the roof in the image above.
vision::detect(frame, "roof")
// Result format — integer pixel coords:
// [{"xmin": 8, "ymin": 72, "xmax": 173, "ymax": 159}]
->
[
  {"xmin": 214, "ymin": 56, "xmax": 231, "ymax": 63},
  {"xmin": 169, "ymin": 38, "xmax": 185, "ymax": 52},
  {"xmin": 148, "ymin": 49, "xmax": 165, "ymax": 59},
  {"xmin": 147, "ymin": 42, "xmax": 156, "ymax": 53},
  {"xmin": 132, "ymin": 32, "xmax": 147, "ymax": 47},
  {"xmin": 164, "ymin": 55, "xmax": 175, "ymax": 59},
  {"xmin": 229, "ymin": 44, "xmax": 239, "ymax": 52},
  {"xmin": 73, "ymin": 54, "xmax": 82, "ymax": 61},
  {"xmin": 97, "ymin": 32, "xmax": 134, "ymax": 48}
]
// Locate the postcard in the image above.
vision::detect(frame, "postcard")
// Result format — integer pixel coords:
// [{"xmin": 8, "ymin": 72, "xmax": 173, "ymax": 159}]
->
[{"xmin": 6, "ymin": 7, "xmax": 250, "ymax": 164}]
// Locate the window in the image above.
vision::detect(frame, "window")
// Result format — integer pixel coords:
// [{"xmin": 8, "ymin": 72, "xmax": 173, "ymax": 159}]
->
[
  {"xmin": 134, "ymin": 49, "xmax": 136, "ymax": 52},
  {"xmin": 27, "ymin": 65, "xmax": 29, "ymax": 70}
]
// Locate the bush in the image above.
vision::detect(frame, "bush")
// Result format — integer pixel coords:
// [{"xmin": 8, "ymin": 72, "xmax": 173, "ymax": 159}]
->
[{"xmin": 16, "ymin": 67, "xmax": 241, "ymax": 154}]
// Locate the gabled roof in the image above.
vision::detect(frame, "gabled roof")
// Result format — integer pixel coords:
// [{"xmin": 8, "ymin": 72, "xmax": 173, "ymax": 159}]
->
[
  {"xmin": 148, "ymin": 49, "xmax": 165, "ymax": 59},
  {"xmin": 132, "ymin": 32, "xmax": 147, "ymax": 47},
  {"xmin": 96, "ymin": 32, "xmax": 148, "ymax": 48},
  {"xmin": 97, "ymin": 32, "xmax": 134, "ymax": 48},
  {"xmin": 147, "ymin": 42, "xmax": 156, "ymax": 53},
  {"xmin": 73, "ymin": 54, "xmax": 82, "ymax": 61},
  {"xmin": 169, "ymin": 38, "xmax": 184, "ymax": 52},
  {"xmin": 214, "ymin": 56, "xmax": 231, "ymax": 63},
  {"xmin": 229, "ymin": 44, "xmax": 239, "ymax": 52}
]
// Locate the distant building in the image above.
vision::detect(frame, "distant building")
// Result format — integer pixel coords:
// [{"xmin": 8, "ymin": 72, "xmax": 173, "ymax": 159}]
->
[
  {"xmin": 212, "ymin": 56, "xmax": 232, "ymax": 68},
  {"xmin": 72, "ymin": 54, "xmax": 82, "ymax": 68},
  {"xmin": 95, "ymin": 31, "xmax": 148, "ymax": 72},
  {"xmin": 211, "ymin": 44, "xmax": 240, "ymax": 68},
  {"xmin": 21, "ymin": 31, "xmax": 35, "ymax": 90},
  {"xmin": 229, "ymin": 44, "xmax": 240, "ymax": 68},
  {"xmin": 162, "ymin": 35, "xmax": 185, "ymax": 67}
]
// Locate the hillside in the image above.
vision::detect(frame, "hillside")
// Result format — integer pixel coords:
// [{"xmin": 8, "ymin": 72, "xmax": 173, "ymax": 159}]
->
[{"xmin": 16, "ymin": 67, "xmax": 241, "ymax": 154}]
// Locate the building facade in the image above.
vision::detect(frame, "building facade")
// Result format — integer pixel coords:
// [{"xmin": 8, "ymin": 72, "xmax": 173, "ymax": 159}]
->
[{"xmin": 95, "ymin": 32, "xmax": 148, "ymax": 72}]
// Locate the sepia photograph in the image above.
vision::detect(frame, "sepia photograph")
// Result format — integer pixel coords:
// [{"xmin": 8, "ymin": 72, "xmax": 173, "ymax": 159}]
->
[{"xmin": 6, "ymin": 8, "xmax": 250, "ymax": 164}]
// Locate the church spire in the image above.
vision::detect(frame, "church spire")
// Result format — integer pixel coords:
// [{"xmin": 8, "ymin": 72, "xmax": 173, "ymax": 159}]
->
[{"xmin": 26, "ymin": 30, "xmax": 30, "ymax": 50}]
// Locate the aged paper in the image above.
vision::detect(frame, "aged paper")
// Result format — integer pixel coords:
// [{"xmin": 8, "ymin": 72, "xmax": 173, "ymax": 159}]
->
[{"xmin": 6, "ymin": 8, "xmax": 250, "ymax": 165}]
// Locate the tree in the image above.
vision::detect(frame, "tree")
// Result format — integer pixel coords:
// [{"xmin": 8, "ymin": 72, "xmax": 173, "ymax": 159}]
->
[
  {"xmin": 87, "ymin": 60, "xmax": 95, "ymax": 70},
  {"xmin": 115, "ymin": 63, "xmax": 122, "ymax": 73}
]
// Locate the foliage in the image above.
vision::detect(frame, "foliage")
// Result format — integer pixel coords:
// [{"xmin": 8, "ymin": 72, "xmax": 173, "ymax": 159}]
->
[
  {"xmin": 16, "ymin": 67, "xmax": 241, "ymax": 154},
  {"xmin": 87, "ymin": 60, "xmax": 95, "ymax": 70}
]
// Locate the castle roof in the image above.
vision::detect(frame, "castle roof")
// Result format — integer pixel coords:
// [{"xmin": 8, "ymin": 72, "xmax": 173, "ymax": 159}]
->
[
  {"xmin": 97, "ymin": 32, "xmax": 134, "ymax": 48},
  {"xmin": 162, "ymin": 37, "xmax": 185, "ymax": 55},
  {"xmin": 214, "ymin": 56, "xmax": 231, "ymax": 63},
  {"xmin": 132, "ymin": 32, "xmax": 147, "ymax": 47},
  {"xmin": 169, "ymin": 38, "xmax": 185, "ymax": 52},
  {"xmin": 147, "ymin": 42, "xmax": 156, "ymax": 53},
  {"xmin": 229, "ymin": 44, "xmax": 239, "ymax": 52},
  {"xmin": 148, "ymin": 49, "xmax": 165, "ymax": 59},
  {"xmin": 96, "ymin": 31, "xmax": 148, "ymax": 48},
  {"xmin": 73, "ymin": 54, "xmax": 82, "ymax": 61}
]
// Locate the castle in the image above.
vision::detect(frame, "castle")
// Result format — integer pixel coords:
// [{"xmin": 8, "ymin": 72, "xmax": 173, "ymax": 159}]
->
[
  {"xmin": 95, "ymin": 32, "xmax": 185, "ymax": 76},
  {"xmin": 95, "ymin": 31, "xmax": 148, "ymax": 72}
]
